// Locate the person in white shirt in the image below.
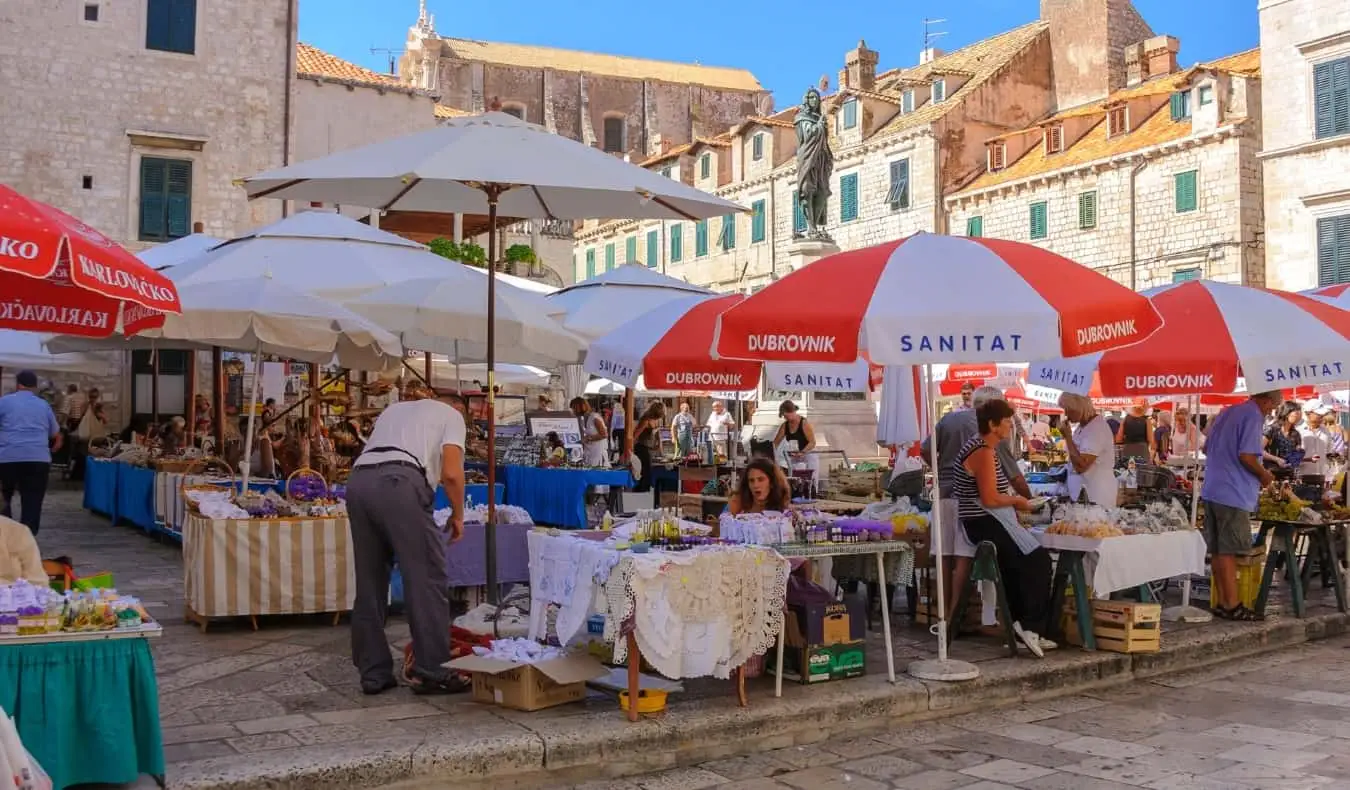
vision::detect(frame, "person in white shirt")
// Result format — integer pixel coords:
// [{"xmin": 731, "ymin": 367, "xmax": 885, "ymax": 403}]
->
[
  {"xmin": 1058, "ymin": 393, "xmax": 1118, "ymax": 507},
  {"xmin": 1300, "ymin": 405, "xmax": 1334, "ymax": 478},
  {"xmin": 705, "ymin": 400, "xmax": 736, "ymax": 455},
  {"xmin": 347, "ymin": 396, "xmax": 466, "ymax": 696},
  {"xmin": 1169, "ymin": 406, "xmax": 1205, "ymax": 461},
  {"xmin": 572, "ymin": 398, "xmax": 609, "ymax": 467}
]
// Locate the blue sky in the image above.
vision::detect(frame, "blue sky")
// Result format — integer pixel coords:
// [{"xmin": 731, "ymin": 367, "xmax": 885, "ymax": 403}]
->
[{"xmin": 299, "ymin": 0, "xmax": 1259, "ymax": 104}]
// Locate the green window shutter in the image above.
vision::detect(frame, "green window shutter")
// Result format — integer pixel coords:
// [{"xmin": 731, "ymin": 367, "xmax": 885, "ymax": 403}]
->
[
  {"xmin": 1169, "ymin": 92, "xmax": 1190, "ymax": 121},
  {"xmin": 585, "ymin": 249, "xmax": 596, "ymax": 278},
  {"xmin": 840, "ymin": 173, "xmax": 858, "ymax": 222},
  {"xmin": 752, "ymin": 134, "xmax": 764, "ymax": 161},
  {"xmin": 842, "ymin": 99, "xmax": 857, "ymax": 129},
  {"xmin": 695, "ymin": 220, "xmax": 708, "ymax": 257},
  {"xmin": 1029, "ymin": 202, "xmax": 1048, "ymax": 240},
  {"xmin": 932, "ymin": 79, "xmax": 945, "ymax": 104},
  {"xmin": 700, "ymin": 154, "xmax": 710, "ymax": 179},
  {"xmin": 792, "ymin": 191, "xmax": 807, "ymax": 234},
  {"xmin": 146, "ymin": 0, "xmax": 170, "ymax": 50},
  {"xmin": 625, "ymin": 236, "xmax": 637, "ymax": 264},
  {"xmin": 751, "ymin": 200, "xmax": 766, "ymax": 243},
  {"xmin": 719, "ymin": 214, "xmax": 735, "ymax": 250},
  {"xmin": 165, "ymin": 159, "xmax": 191, "ymax": 238},
  {"xmin": 147, "ymin": 0, "xmax": 195, "ymax": 53},
  {"xmin": 138, "ymin": 158, "xmax": 167, "ymax": 241},
  {"xmin": 1314, "ymin": 58, "xmax": 1350, "ymax": 140},
  {"xmin": 887, "ymin": 159, "xmax": 909, "ymax": 211},
  {"xmin": 966, "ymin": 216, "xmax": 983, "ymax": 238},
  {"xmin": 1174, "ymin": 170, "xmax": 1198, "ymax": 213},
  {"xmin": 1172, "ymin": 267, "xmax": 1201, "ymax": 283},
  {"xmin": 604, "ymin": 242, "xmax": 616, "ymax": 270},
  {"xmin": 646, "ymin": 230, "xmax": 659, "ymax": 268},
  {"xmin": 671, "ymin": 224, "xmax": 683, "ymax": 262},
  {"xmin": 1318, "ymin": 214, "xmax": 1350, "ymax": 286},
  {"xmin": 1078, "ymin": 191, "xmax": 1097, "ymax": 230},
  {"xmin": 902, "ymin": 90, "xmax": 913, "ymax": 113}
]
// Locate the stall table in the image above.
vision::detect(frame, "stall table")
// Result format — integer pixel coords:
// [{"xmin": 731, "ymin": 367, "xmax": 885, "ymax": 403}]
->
[
  {"xmin": 0, "ymin": 625, "xmax": 164, "ymax": 790},
  {"xmin": 434, "ymin": 483, "xmax": 505, "ymax": 510},
  {"xmin": 155, "ymin": 473, "xmax": 280, "ymax": 539},
  {"xmin": 182, "ymin": 513, "xmax": 355, "ymax": 631},
  {"xmin": 82, "ymin": 457, "xmax": 120, "ymax": 518},
  {"xmin": 793, "ymin": 499, "xmax": 870, "ymax": 515},
  {"xmin": 504, "ymin": 466, "xmax": 633, "ymax": 529},
  {"xmin": 1254, "ymin": 520, "xmax": 1349, "ymax": 618}
]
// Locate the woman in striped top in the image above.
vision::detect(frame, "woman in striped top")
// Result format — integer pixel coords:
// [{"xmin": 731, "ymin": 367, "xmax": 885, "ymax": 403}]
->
[{"xmin": 952, "ymin": 399, "xmax": 1055, "ymax": 658}]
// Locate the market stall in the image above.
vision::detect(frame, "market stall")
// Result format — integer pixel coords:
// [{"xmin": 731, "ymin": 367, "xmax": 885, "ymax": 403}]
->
[
  {"xmin": 503, "ymin": 465, "xmax": 633, "ymax": 529},
  {"xmin": 0, "ymin": 582, "xmax": 164, "ymax": 790}
]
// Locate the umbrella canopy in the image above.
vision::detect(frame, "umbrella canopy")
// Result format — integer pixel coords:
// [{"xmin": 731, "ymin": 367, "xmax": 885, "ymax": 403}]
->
[
  {"xmin": 137, "ymin": 233, "xmax": 222, "ymax": 271},
  {"xmin": 546, "ymin": 263, "xmax": 712, "ymax": 340},
  {"xmin": 240, "ymin": 112, "xmax": 746, "ymax": 220},
  {"xmin": 1026, "ymin": 280, "xmax": 1350, "ymax": 397},
  {"xmin": 0, "ymin": 331, "xmax": 118, "ymax": 376},
  {"xmin": 346, "ymin": 276, "xmax": 584, "ymax": 368},
  {"xmin": 712, "ymin": 232, "xmax": 1163, "ymax": 364},
  {"xmin": 0, "ymin": 185, "xmax": 180, "ymax": 336},
  {"xmin": 430, "ymin": 361, "xmax": 551, "ymax": 388},
  {"xmin": 162, "ymin": 211, "xmax": 469, "ymax": 301},
  {"xmin": 1302, "ymin": 283, "xmax": 1350, "ymax": 309}
]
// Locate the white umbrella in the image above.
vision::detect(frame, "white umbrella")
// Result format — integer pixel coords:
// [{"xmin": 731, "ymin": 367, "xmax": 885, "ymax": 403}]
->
[
  {"xmin": 240, "ymin": 111, "xmax": 742, "ymax": 603},
  {"xmin": 0, "ymin": 331, "xmax": 118, "ymax": 376},
  {"xmin": 434, "ymin": 361, "xmax": 550, "ymax": 388},
  {"xmin": 546, "ymin": 264, "xmax": 712, "ymax": 341},
  {"xmin": 137, "ymin": 233, "xmax": 222, "ymax": 271},
  {"xmin": 347, "ymin": 276, "xmax": 584, "ymax": 368}
]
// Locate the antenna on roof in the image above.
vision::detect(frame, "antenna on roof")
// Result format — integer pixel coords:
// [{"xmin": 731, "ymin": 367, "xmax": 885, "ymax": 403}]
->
[
  {"xmin": 370, "ymin": 47, "xmax": 399, "ymax": 75},
  {"xmin": 923, "ymin": 18, "xmax": 949, "ymax": 50}
]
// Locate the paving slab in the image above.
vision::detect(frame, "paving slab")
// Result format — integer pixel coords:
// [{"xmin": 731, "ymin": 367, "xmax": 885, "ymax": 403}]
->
[{"xmin": 34, "ymin": 485, "xmax": 1350, "ymax": 790}]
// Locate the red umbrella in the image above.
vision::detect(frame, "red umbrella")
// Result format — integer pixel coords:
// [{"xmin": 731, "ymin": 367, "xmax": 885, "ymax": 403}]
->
[{"xmin": 0, "ymin": 185, "xmax": 179, "ymax": 336}]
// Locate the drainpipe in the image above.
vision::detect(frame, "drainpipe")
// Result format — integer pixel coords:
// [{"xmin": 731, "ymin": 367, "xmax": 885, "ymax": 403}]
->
[
  {"xmin": 1128, "ymin": 158, "xmax": 1147, "ymax": 291},
  {"xmin": 280, "ymin": 0, "xmax": 297, "ymax": 218},
  {"xmin": 768, "ymin": 173, "xmax": 778, "ymax": 278}
]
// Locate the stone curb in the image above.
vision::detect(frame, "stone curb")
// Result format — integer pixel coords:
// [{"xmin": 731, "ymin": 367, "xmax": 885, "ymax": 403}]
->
[{"xmin": 169, "ymin": 610, "xmax": 1350, "ymax": 790}]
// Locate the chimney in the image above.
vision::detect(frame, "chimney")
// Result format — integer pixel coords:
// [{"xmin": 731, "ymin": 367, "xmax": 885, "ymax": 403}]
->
[
  {"xmin": 1144, "ymin": 35, "xmax": 1180, "ymax": 77},
  {"xmin": 838, "ymin": 68, "xmax": 849, "ymax": 90},
  {"xmin": 1041, "ymin": 0, "xmax": 1156, "ymax": 109},
  {"xmin": 846, "ymin": 39, "xmax": 879, "ymax": 91},
  {"xmin": 918, "ymin": 47, "xmax": 944, "ymax": 65},
  {"xmin": 1124, "ymin": 42, "xmax": 1147, "ymax": 86}
]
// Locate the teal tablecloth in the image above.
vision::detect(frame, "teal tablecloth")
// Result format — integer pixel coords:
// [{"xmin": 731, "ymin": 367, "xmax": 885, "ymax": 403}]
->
[
  {"xmin": 503, "ymin": 465, "xmax": 633, "ymax": 528},
  {"xmin": 0, "ymin": 637, "xmax": 164, "ymax": 789},
  {"xmin": 83, "ymin": 458, "xmax": 119, "ymax": 518}
]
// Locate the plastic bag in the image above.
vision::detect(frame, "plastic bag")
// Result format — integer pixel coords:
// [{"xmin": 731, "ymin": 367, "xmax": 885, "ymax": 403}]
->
[{"xmin": 0, "ymin": 713, "xmax": 51, "ymax": 790}]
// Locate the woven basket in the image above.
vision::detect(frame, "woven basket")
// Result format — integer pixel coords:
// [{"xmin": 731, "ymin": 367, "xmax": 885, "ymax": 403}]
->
[
  {"xmin": 285, "ymin": 466, "xmax": 329, "ymax": 500},
  {"xmin": 156, "ymin": 458, "xmax": 205, "ymax": 475}
]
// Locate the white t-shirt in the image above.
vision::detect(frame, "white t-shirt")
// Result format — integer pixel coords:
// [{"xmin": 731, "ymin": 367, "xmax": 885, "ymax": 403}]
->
[
  {"xmin": 706, "ymin": 411, "xmax": 735, "ymax": 440},
  {"xmin": 1300, "ymin": 425, "xmax": 1332, "ymax": 477},
  {"xmin": 1067, "ymin": 416, "xmax": 1117, "ymax": 507},
  {"xmin": 354, "ymin": 400, "xmax": 466, "ymax": 488}
]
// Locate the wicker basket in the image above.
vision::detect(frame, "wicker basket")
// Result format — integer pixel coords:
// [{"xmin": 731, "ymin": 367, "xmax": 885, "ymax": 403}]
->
[
  {"xmin": 285, "ymin": 466, "xmax": 330, "ymax": 500},
  {"xmin": 156, "ymin": 458, "xmax": 205, "ymax": 474}
]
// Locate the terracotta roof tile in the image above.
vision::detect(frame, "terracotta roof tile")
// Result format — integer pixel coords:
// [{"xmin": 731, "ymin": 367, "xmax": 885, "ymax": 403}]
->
[
  {"xmin": 1206, "ymin": 48, "xmax": 1260, "ymax": 76},
  {"xmin": 875, "ymin": 22, "xmax": 1050, "ymax": 137},
  {"xmin": 640, "ymin": 143, "xmax": 692, "ymax": 167},
  {"xmin": 434, "ymin": 104, "xmax": 471, "ymax": 119},
  {"xmin": 296, "ymin": 43, "xmax": 403, "ymax": 89},
  {"xmin": 438, "ymin": 37, "xmax": 763, "ymax": 92}
]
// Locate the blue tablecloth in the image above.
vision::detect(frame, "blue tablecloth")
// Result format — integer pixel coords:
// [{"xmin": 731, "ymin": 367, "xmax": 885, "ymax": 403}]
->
[
  {"xmin": 0, "ymin": 637, "xmax": 164, "ymax": 789},
  {"xmin": 503, "ymin": 466, "xmax": 634, "ymax": 528},
  {"xmin": 83, "ymin": 458, "xmax": 119, "ymax": 518},
  {"xmin": 116, "ymin": 464, "xmax": 158, "ymax": 532},
  {"xmin": 434, "ymin": 483, "xmax": 505, "ymax": 510}
]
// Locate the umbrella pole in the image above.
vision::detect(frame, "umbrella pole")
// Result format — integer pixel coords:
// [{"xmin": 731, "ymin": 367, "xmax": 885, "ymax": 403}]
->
[
  {"xmin": 424, "ymin": 352, "xmax": 433, "ymax": 390},
  {"xmin": 485, "ymin": 186, "xmax": 502, "ymax": 607},
  {"xmin": 909, "ymin": 363, "xmax": 979, "ymax": 682},
  {"xmin": 241, "ymin": 345, "xmax": 263, "ymax": 490},
  {"xmin": 1165, "ymin": 393, "xmax": 1212, "ymax": 623},
  {"xmin": 454, "ymin": 340, "xmax": 462, "ymax": 395}
]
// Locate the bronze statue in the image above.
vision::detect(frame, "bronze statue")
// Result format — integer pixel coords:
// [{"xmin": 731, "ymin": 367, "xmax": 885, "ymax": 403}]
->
[{"xmin": 794, "ymin": 87, "xmax": 835, "ymax": 241}]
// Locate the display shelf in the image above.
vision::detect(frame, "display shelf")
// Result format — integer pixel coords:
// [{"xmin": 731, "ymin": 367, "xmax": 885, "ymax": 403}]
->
[
  {"xmin": 772, "ymin": 539, "xmax": 917, "ymax": 558},
  {"xmin": 0, "ymin": 622, "xmax": 162, "ymax": 645}
]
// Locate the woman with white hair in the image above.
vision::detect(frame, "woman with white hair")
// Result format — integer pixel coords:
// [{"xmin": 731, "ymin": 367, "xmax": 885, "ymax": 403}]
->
[{"xmin": 1058, "ymin": 392, "xmax": 1118, "ymax": 507}]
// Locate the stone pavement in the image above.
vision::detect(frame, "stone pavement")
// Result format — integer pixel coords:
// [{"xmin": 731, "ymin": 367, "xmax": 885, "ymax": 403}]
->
[
  {"xmin": 566, "ymin": 635, "xmax": 1350, "ymax": 790},
  {"xmin": 29, "ymin": 484, "xmax": 1350, "ymax": 789}
]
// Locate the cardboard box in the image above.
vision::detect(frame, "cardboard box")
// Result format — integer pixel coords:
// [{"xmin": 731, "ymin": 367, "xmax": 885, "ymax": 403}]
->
[
  {"xmin": 787, "ymin": 598, "xmax": 865, "ymax": 646},
  {"xmin": 772, "ymin": 640, "xmax": 867, "ymax": 684},
  {"xmin": 446, "ymin": 652, "xmax": 608, "ymax": 711}
]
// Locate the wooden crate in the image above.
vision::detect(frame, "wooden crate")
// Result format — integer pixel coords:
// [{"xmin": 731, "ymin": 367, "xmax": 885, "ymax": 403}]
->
[{"xmin": 1063, "ymin": 600, "xmax": 1161, "ymax": 653}]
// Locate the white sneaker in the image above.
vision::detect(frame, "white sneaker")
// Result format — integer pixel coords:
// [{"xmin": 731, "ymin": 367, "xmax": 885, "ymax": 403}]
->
[
  {"xmin": 1012, "ymin": 622, "xmax": 1046, "ymax": 658},
  {"xmin": 1038, "ymin": 637, "xmax": 1058, "ymax": 651}
]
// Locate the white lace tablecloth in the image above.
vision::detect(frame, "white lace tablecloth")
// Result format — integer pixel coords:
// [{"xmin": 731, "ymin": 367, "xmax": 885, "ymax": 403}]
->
[
  {"xmin": 1033, "ymin": 529, "xmax": 1208, "ymax": 595},
  {"xmin": 526, "ymin": 531, "xmax": 789, "ymax": 680}
]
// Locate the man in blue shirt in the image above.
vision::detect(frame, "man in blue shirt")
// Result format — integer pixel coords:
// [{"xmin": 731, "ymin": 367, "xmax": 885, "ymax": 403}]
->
[
  {"xmin": 0, "ymin": 370, "xmax": 62, "ymax": 535},
  {"xmin": 1201, "ymin": 390, "xmax": 1280, "ymax": 621}
]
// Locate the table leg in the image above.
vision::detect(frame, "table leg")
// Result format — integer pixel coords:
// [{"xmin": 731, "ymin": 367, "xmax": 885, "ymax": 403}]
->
[
  {"xmin": 626, "ymin": 632, "xmax": 640, "ymax": 723},
  {"xmin": 774, "ymin": 612, "xmax": 786, "ymax": 698},
  {"xmin": 876, "ymin": 552, "xmax": 896, "ymax": 683},
  {"xmin": 1333, "ymin": 527, "xmax": 1349, "ymax": 614},
  {"xmin": 1069, "ymin": 555, "xmax": 1096, "ymax": 651},
  {"xmin": 735, "ymin": 664, "xmax": 748, "ymax": 708},
  {"xmin": 1284, "ymin": 529, "xmax": 1306, "ymax": 618}
]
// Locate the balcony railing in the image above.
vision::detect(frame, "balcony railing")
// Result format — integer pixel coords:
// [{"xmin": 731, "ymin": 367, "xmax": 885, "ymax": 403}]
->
[{"xmin": 505, "ymin": 219, "xmax": 575, "ymax": 239}]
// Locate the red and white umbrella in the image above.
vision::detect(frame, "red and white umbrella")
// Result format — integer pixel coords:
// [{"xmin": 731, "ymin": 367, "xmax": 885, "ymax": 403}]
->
[
  {"xmin": 1027, "ymin": 280, "xmax": 1350, "ymax": 396},
  {"xmin": 712, "ymin": 233, "xmax": 1163, "ymax": 364},
  {"xmin": 0, "ymin": 185, "xmax": 180, "ymax": 336},
  {"xmin": 1304, "ymin": 283, "xmax": 1350, "ymax": 309},
  {"xmin": 584, "ymin": 293, "xmax": 871, "ymax": 393}
]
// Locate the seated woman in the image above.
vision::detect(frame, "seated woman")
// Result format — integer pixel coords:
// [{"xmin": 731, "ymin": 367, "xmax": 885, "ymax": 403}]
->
[
  {"xmin": 0, "ymin": 515, "xmax": 47, "ymax": 585},
  {"xmin": 953, "ymin": 399, "xmax": 1054, "ymax": 657},
  {"xmin": 160, "ymin": 416, "xmax": 188, "ymax": 455},
  {"xmin": 728, "ymin": 458, "xmax": 792, "ymax": 515},
  {"xmin": 541, "ymin": 431, "xmax": 567, "ymax": 466}
]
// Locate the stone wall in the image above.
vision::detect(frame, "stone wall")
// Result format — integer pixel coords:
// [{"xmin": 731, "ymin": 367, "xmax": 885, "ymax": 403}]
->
[
  {"xmin": 1258, "ymin": 0, "xmax": 1350, "ymax": 290},
  {"xmin": 1040, "ymin": 0, "xmax": 1153, "ymax": 110},
  {"xmin": 947, "ymin": 126, "xmax": 1263, "ymax": 289},
  {"xmin": 0, "ymin": 0, "xmax": 293, "ymax": 250}
]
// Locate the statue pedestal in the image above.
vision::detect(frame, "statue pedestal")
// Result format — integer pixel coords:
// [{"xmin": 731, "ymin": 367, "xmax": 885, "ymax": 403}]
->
[{"xmin": 786, "ymin": 238, "xmax": 840, "ymax": 272}]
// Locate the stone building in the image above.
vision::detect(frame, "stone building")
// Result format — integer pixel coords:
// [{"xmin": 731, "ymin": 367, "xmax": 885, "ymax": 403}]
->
[
  {"xmin": 1258, "ymin": 0, "xmax": 1350, "ymax": 291},
  {"xmin": 397, "ymin": 0, "xmax": 771, "ymax": 157},
  {"xmin": 947, "ymin": 48, "xmax": 1264, "ymax": 289},
  {"xmin": 0, "ymin": 0, "xmax": 295, "ymax": 252}
]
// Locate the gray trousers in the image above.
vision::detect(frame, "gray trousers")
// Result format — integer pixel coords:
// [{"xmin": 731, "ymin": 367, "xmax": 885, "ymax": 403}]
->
[{"xmin": 346, "ymin": 463, "xmax": 450, "ymax": 683}]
